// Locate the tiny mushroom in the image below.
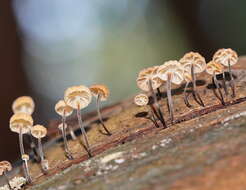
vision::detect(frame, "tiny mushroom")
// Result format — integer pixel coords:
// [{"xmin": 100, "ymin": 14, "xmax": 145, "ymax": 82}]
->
[
  {"xmin": 89, "ymin": 84, "xmax": 111, "ymax": 135},
  {"xmin": 137, "ymin": 66, "xmax": 166, "ymax": 127},
  {"xmin": 9, "ymin": 113, "xmax": 33, "ymax": 183},
  {"xmin": 21, "ymin": 154, "xmax": 32, "ymax": 183},
  {"xmin": 64, "ymin": 85, "xmax": 92, "ymax": 154},
  {"xmin": 157, "ymin": 60, "xmax": 184, "ymax": 121},
  {"xmin": 213, "ymin": 48, "xmax": 238, "ymax": 97},
  {"xmin": 12, "ymin": 96, "xmax": 35, "ymax": 115},
  {"xmin": 180, "ymin": 52, "xmax": 206, "ymax": 106},
  {"xmin": 0, "ymin": 161, "xmax": 13, "ymax": 190},
  {"xmin": 31, "ymin": 125, "xmax": 48, "ymax": 173}
]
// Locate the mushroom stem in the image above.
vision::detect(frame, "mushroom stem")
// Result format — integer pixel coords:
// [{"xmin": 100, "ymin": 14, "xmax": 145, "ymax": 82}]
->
[
  {"xmin": 3, "ymin": 171, "xmax": 12, "ymax": 190},
  {"xmin": 184, "ymin": 81, "xmax": 192, "ymax": 108},
  {"xmin": 213, "ymin": 73, "xmax": 225, "ymax": 105},
  {"xmin": 166, "ymin": 74, "xmax": 174, "ymax": 122},
  {"xmin": 148, "ymin": 79, "xmax": 166, "ymax": 128},
  {"xmin": 191, "ymin": 64, "xmax": 205, "ymax": 107},
  {"xmin": 69, "ymin": 127, "xmax": 77, "ymax": 140},
  {"xmin": 222, "ymin": 72, "xmax": 228, "ymax": 96},
  {"xmin": 76, "ymin": 106, "xmax": 91, "ymax": 154},
  {"xmin": 38, "ymin": 138, "xmax": 44, "ymax": 162},
  {"xmin": 23, "ymin": 159, "xmax": 32, "ymax": 184},
  {"xmin": 148, "ymin": 106, "xmax": 160, "ymax": 128},
  {"xmin": 157, "ymin": 88, "xmax": 162, "ymax": 99},
  {"xmin": 228, "ymin": 62, "xmax": 236, "ymax": 97},
  {"xmin": 62, "ymin": 114, "xmax": 74, "ymax": 160},
  {"xmin": 96, "ymin": 94, "xmax": 111, "ymax": 135}
]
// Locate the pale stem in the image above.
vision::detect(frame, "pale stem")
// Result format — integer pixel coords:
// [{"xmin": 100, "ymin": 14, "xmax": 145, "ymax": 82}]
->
[
  {"xmin": 38, "ymin": 138, "xmax": 44, "ymax": 161},
  {"xmin": 69, "ymin": 127, "xmax": 77, "ymax": 140},
  {"xmin": 3, "ymin": 171, "xmax": 12, "ymax": 190},
  {"xmin": 228, "ymin": 62, "xmax": 236, "ymax": 97},
  {"xmin": 166, "ymin": 74, "xmax": 174, "ymax": 121},
  {"xmin": 96, "ymin": 94, "xmax": 111, "ymax": 135},
  {"xmin": 24, "ymin": 160, "xmax": 32, "ymax": 184},
  {"xmin": 62, "ymin": 112, "xmax": 73, "ymax": 159},
  {"xmin": 222, "ymin": 72, "xmax": 228, "ymax": 95}
]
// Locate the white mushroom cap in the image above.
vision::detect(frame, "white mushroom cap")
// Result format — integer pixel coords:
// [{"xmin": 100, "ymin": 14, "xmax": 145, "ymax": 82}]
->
[
  {"xmin": 89, "ymin": 84, "xmax": 110, "ymax": 101},
  {"xmin": 134, "ymin": 94, "xmax": 149, "ymax": 106},
  {"xmin": 0, "ymin": 161, "xmax": 12, "ymax": 175},
  {"xmin": 58, "ymin": 123, "xmax": 67, "ymax": 131},
  {"xmin": 9, "ymin": 113, "xmax": 33, "ymax": 134},
  {"xmin": 31, "ymin": 125, "xmax": 47, "ymax": 139},
  {"xmin": 157, "ymin": 60, "xmax": 184, "ymax": 85},
  {"xmin": 55, "ymin": 100, "xmax": 73, "ymax": 117},
  {"xmin": 213, "ymin": 48, "xmax": 238, "ymax": 66},
  {"xmin": 64, "ymin": 85, "xmax": 92, "ymax": 110},
  {"xmin": 21, "ymin": 154, "xmax": 30, "ymax": 161},
  {"xmin": 206, "ymin": 61, "xmax": 224, "ymax": 75},
  {"xmin": 12, "ymin": 96, "xmax": 35, "ymax": 115},
  {"xmin": 136, "ymin": 66, "xmax": 163, "ymax": 92},
  {"xmin": 179, "ymin": 52, "xmax": 206, "ymax": 74}
]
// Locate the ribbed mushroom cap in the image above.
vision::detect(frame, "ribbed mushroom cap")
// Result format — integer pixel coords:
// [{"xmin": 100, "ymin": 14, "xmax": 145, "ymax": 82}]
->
[
  {"xmin": 180, "ymin": 52, "xmax": 206, "ymax": 74},
  {"xmin": 9, "ymin": 113, "xmax": 33, "ymax": 134},
  {"xmin": 213, "ymin": 48, "xmax": 238, "ymax": 66},
  {"xmin": 21, "ymin": 154, "xmax": 30, "ymax": 161},
  {"xmin": 64, "ymin": 85, "xmax": 92, "ymax": 109},
  {"xmin": 12, "ymin": 96, "xmax": 35, "ymax": 115},
  {"xmin": 134, "ymin": 94, "xmax": 149, "ymax": 106},
  {"xmin": 157, "ymin": 60, "xmax": 184, "ymax": 85},
  {"xmin": 58, "ymin": 123, "xmax": 67, "ymax": 131},
  {"xmin": 0, "ymin": 161, "xmax": 12, "ymax": 175},
  {"xmin": 206, "ymin": 61, "xmax": 224, "ymax": 75},
  {"xmin": 55, "ymin": 100, "xmax": 73, "ymax": 117},
  {"xmin": 31, "ymin": 125, "xmax": 47, "ymax": 139},
  {"xmin": 89, "ymin": 84, "xmax": 110, "ymax": 101},
  {"xmin": 137, "ymin": 66, "xmax": 163, "ymax": 91}
]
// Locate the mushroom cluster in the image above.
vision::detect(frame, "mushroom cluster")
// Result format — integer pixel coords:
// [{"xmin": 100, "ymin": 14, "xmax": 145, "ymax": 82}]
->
[{"xmin": 136, "ymin": 48, "xmax": 238, "ymax": 125}]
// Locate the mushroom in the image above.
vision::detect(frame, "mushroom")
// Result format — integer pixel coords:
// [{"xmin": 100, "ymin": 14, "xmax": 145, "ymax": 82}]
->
[
  {"xmin": 89, "ymin": 84, "xmax": 111, "ymax": 135},
  {"xmin": 55, "ymin": 100, "xmax": 77, "ymax": 141},
  {"xmin": 0, "ymin": 161, "xmax": 13, "ymax": 190},
  {"xmin": 180, "ymin": 52, "xmax": 206, "ymax": 106},
  {"xmin": 206, "ymin": 61, "xmax": 225, "ymax": 104},
  {"xmin": 213, "ymin": 48, "xmax": 238, "ymax": 97},
  {"xmin": 134, "ymin": 93, "xmax": 159, "ymax": 127},
  {"xmin": 157, "ymin": 60, "xmax": 184, "ymax": 121},
  {"xmin": 21, "ymin": 154, "xmax": 32, "ymax": 183},
  {"xmin": 136, "ymin": 66, "xmax": 166, "ymax": 127},
  {"xmin": 9, "ymin": 113, "xmax": 33, "ymax": 183},
  {"xmin": 64, "ymin": 85, "xmax": 92, "ymax": 154},
  {"xmin": 31, "ymin": 125, "xmax": 48, "ymax": 173}
]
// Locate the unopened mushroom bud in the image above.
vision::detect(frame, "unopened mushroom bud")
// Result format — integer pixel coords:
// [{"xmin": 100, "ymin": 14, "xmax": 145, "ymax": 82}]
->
[
  {"xmin": 21, "ymin": 154, "xmax": 32, "ymax": 183},
  {"xmin": 134, "ymin": 93, "xmax": 159, "ymax": 128},
  {"xmin": 213, "ymin": 48, "xmax": 238, "ymax": 97},
  {"xmin": 180, "ymin": 52, "xmax": 206, "ymax": 107},
  {"xmin": 90, "ymin": 84, "xmax": 111, "ymax": 135},
  {"xmin": 31, "ymin": 125, "xmax": 48, "ymax": 173},
  {"xmin": 64, "ymin": 85, "xmax": 92, "ymax": 155},
  {"xmin": 9, "ymin": 113, "xmax": 33, "ymax": 183},
  {"xmin": 0, "ymin": 161, "xmax": 13, "ymax": 190}
]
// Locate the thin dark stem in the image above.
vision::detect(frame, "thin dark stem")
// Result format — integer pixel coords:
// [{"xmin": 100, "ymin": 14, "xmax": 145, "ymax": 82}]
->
[
  {"xmin": 3, "ymin": 171, "xmax": 12, "ymax": 190},
  {"xmin": 184, "ymin": 81, "xmax": 192, "ymax": 108},
  {"xmin": 228, "ymin": 62, "xmax": 236, "ymax": 98},
  {"xmin": 96, "ymin": 94, "xmax": 111, "ymax": 135},
  {"xmin": 77, "ymin": 107, "xmax": 91, "ymax": 152},
  {"xmin": 213, "ymin": 73, "xmax": 225, "ymax": 105},
  {"xmin": 166, "ymin": 74, "xmax": 174, "ymax": 122},
  {"xmin": 222, "ymin": 72, "xmax": 228, "ymax": 96},
  {"xmin": 157, "ymin": 88, "xmax": 162, "ymax": 98},
  {"xmin": 149, "ymin": 79, "xmax": 166, "ymax": 128},
  {"xmin": 148, "ymin": 106, "xmax": 160, "ymax": 128}
]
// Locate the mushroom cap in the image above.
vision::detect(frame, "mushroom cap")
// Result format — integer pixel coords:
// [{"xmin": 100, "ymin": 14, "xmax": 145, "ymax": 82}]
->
[
  {"xmin": 136, "ymin": 66, "xmax": 163, "ymax": 91},
  {"xmin": 12, "ymin": 96, "xmax": 35, "ymax": 115},
  {"xmin": 89, "ymin": 84, "xmax": 110, "ymax": 101},
  {"xmin": 179, "ymin": 52, "xmax": 206, "ymax": 74},
  {"xmin": 213, "ymin": 48, "xmax": 238, "ymax": 66},
  {"xmin": 55, "ymin": 100, "xmax": 73, "ymax": 117},
  {"xmin": 183, "ymin": 72, "xmax": 192, "ymax": 82},
  {"xmin": 206, "ymin": 61, "xmax": 224, "ymax": 75},
  {"xmin": 157, "ymin": 60, "xmax": 184, "ymax": 85},
  {"xmin": 0, "ymin": 161, "xmax": 12, "ymax": 175},
  {"xmin": 58, "ymin": 123, "xmax": 67, "ymax": 131},
  {"xmin": 9, "ymin": 113, "xmax": 33, "ymax": 134},
  {"xmin": 64, "ymin": 85, "xmax": 92, "ymax": 109},
  {"xmin": 21, "ymin": 154, "xmax": 30, "ymax": 161},
  {"xmin": 31, "ymin": 125, "xmax": 47, "ymax": 139},
  {"xmin": 134, "ymin": 94, "xmax": 149, "ymax": 106}
]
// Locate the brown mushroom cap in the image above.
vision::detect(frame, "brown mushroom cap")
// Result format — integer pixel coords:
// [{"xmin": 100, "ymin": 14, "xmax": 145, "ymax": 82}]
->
[
  {"xmin": 55, "ymin": 100, "xmax": 73, "ymax": 117},
  {"xmin": 134, "ymin": 94, "xmax": 149, "ymax": 106},
  {"xmin": 206, "ymin": 61, "xmax": 224, "ymax": 75},
  {"xmin": 179, "ymin": 52, "xmax": 206, "ymax": 74},
  {"xmin": 89, "ymin": 84, "xmax": 110, "ymax": 101},
  {"xmin": 9, "ymin": 113, "xmax": 33, "ymax": 134},
  {"xmin": 31, "ymin": 125, "xmax": 47, "ymax": 139},
  {"xmin": 157, "ymin": 60, "xmax": 184, "ymax": 85},
  {"xmin": 136, "ymin": 66, "xmax": 163, "ymax": 92},
  {"xmin": 21, "ymin": 154, "xmax": 30, "ymax": 161},
  {"xmin": 12, "ymin": 96, "xmax": 35, "ymax": 115},
  {"xmin": 213, "ymin": 48, "xmax": 238, "ymax": 66},
  {"xmin": 64, "ymin": 85, "xmax": 92, "ymax": 109},
  {"xmin": 58, "ymin": 123, "xmax": 67, "ymax": 131},
  {"xmin": 0, "ymin": 161, "xmax": 12, "ymax": 175}
]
